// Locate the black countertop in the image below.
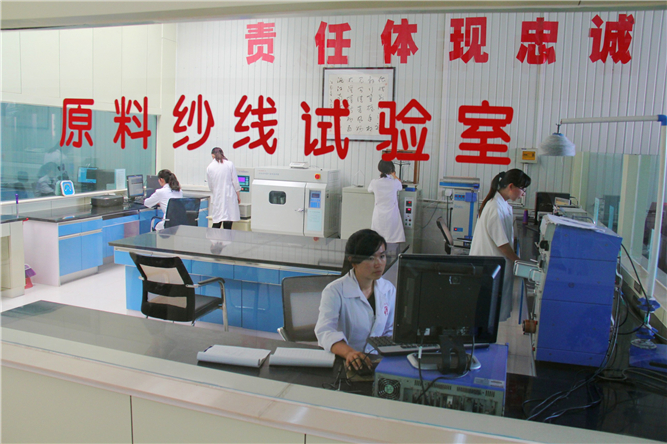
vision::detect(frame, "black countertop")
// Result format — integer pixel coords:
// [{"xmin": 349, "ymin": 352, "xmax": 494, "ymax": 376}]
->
[
  {"xmin": 1, "ymin": 215, "xmax": 25, "ymax": 224},
  {"xmin": 18, "ymin": 202, "xmax": 155, "ymax": 223},
  {"xmin": 111, "ymin": 225, "xmax": 408, "ymax": 272}
]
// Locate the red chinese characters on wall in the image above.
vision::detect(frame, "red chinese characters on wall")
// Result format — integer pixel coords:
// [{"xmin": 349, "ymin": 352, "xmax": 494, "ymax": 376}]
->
[
  {"xmin": 377, "ymin": 99, "xmax": 431, "ymax": 162},
  {"xmin": 381, "ymin": 19, "xmax": 419, "ymax": 64},
  {"xmin": 449, "ymin": 17, "xmax": 488, "ymax": 63},
  {"xmin": 233, "ymin": 95, "xmax": 278, "ymax": 154},
  {"xmin": 589, "ymin": 14, "xmax": 634, "ymax": 64},
  {"xmin": 246, "ymin": 22, "xmax": 276, "ymax": 64},
  {"xmin": 457, "ymin": 101, "xmax": 513, "ymax": 165},
  {"xmin": 315, "ymin": 22, "xmax": 351, "ymax": 65},
  {"xmin": 113, "ymin": 97, "xmax": 151, "ymax": 149},
  {"xmin": 516, "ymin": 18, "xmax": 558, "ymax": 64},
  {"xmin": 173, "ymin": 94, "xmax": 215, "ymax": 150},
  {"xmin": 301, "ymin": 99, "xmax": 350, "ymax": 159},
  {"xmin": 60, "ymin": 98, "xmax": 94, "ymax": 148}
]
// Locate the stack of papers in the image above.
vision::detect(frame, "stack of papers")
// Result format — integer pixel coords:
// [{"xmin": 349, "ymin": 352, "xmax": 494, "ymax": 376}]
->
[
  {"xmin": 269, "ymin": 347, "xmax": 335, "ymax": 367},
  {"xmin": 197, "ymin": 345, "xmax": 335, "ymax": 368},
  {"xmin": 197, "ymin": 345, "xmax": 271, "ymax": 368}
]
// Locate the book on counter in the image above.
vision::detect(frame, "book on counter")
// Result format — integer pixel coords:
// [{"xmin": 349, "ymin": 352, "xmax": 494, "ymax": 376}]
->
[
  {"xmin": 197, "ymin": 345, "xmax": 271, "ymax": 368},
  {"xmin": 269, "ymin": 347, "xmax": 335, "ymax": 368}
]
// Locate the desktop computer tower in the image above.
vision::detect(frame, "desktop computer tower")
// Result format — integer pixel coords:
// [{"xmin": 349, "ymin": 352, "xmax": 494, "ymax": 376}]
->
[{"xmin": 373, "ymin": 344, "xmax": 508, "ymax": 416}]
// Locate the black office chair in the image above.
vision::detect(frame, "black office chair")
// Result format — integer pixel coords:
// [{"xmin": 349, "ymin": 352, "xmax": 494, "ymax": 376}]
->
[
  {"xmin": 278, "ymin": 274, "xmax": 340, "ymax": 342},
  {"xmin": 436, "ymin": 216, "xmax": 469, "ymax": 255},
  {"xmin": 152, "ymin": 197, "xmax": 201, "ymax": 230},
  {"xmin": 130, "ymin": 252, "xmax": 228, "ymax": 329}
]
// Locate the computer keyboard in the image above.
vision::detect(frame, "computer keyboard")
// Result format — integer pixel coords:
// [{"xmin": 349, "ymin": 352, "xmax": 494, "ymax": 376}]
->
[{"xmin": 367, "ymin": 337, "xmax": 439, "ymax": 356}]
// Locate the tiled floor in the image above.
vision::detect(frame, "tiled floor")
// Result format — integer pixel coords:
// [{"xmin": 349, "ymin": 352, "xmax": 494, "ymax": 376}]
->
[{"xmin": 2, "ymin": 264, "xmax": 535, "ymax": 376}]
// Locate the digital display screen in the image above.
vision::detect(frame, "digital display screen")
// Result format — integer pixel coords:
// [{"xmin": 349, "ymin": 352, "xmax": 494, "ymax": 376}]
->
[
  {"xmin": 406, "ymin": 208, "xmax": 411, "ymax": 214},
  {"xmin": 238, "ymin": 175, "xmax": 250, "ymax": 192},
  {"xmin": 309, "ymin": 191, "xmax": 321, "ymax": 208},
  {"xmin": 406, "ymin": 200, "xmax": 412, "ymax": 206},
  {"xmin": 78, "ymin": 167, "xmax": 97, "ymax": 184},
  {"xmin": 126, "ymin": 175, "xmax": 144, "ymax": 198}
]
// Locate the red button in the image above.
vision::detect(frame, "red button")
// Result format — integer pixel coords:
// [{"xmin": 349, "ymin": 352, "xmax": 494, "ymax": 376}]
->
[{"xmin": 315, "ymin": 174, "xmax": 321, "ymax": 180}]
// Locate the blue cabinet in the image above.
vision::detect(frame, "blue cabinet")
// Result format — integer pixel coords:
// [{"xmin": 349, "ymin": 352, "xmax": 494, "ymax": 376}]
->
[{"xmin": 57, "ymin": 219, "xmax": 103, "ymax": 277}]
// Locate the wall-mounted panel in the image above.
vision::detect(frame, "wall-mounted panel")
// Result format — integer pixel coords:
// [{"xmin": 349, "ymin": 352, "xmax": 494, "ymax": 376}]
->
[
  {"xmin": 1, "ymin": 31, "xmax": 22, "ymax": 94},
  {"xmin": 121, "ymin": 25, "xmax": 148, "ymax": 100},
  {"xmin": 60, "ymin": 28, "xmax": 94, "ymax": 99},
  {"xmin": 93, "ymin": 27, "xmax": 123, "ymax": 105},
  {"xmin": 20, "ymin": 29, "xmax": 59, "ymax": 98}
]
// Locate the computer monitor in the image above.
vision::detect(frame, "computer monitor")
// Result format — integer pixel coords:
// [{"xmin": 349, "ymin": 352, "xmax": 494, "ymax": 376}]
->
[
  {"xmin": 78, "ymin": 167, "xmax": 97, "ymax": 184},
  {"xmin": 126, "ymin": 174, "xmax": 144, "ymax": 201},
  {"xmin": 146, "ymin": 175, "xmax": 160, "ymax": 198},
  {"xmin": 393, "ymin": 254, "xmax": 505, "ymax": 347}
]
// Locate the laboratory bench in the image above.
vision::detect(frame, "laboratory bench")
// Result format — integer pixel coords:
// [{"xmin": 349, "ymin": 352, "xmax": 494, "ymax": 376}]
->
[
  {"xmin": 110, "ymin": 226, "xmax": 407, "ymax": 333},
  {"xmin": 20, "ymin": 196, "xmax": 210, "ymax": 287},
  {"xmin": 1, "ymin": 301, "xmax": 658, "ymax": 443}
]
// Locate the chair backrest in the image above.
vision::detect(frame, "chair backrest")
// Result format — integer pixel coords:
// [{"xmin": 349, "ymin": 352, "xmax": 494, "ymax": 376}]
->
[
  {"xmin": 164, "ymin": 198, "xmax": 200, "ymax": 228},
  {"xmin": 281, "ymin": 274, "xmax": 340, "ymax": 342},
  {"xmin": 436, "ymin": 216, "xmax": 454, "ymax": 255},
  {"xmin": 130, "ymin": 252, "xmax": 197, "ymax": 322}
]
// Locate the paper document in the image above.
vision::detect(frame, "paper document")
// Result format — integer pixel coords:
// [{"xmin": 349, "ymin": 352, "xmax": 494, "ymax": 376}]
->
[
  {"xmin": 269, "ymin": 347, "xmax": 335, "ymax": 367},
  {"xmin": 197, "ymin": 345, "xmax": 271, "ymax": 368}
]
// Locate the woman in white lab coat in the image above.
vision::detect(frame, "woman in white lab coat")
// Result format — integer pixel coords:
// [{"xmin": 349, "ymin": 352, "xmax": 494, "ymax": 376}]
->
[
  {"xmin": 315, "ymin": 229, "xmax": 395, "ymax": 371},
  {"xmin": 470, "ymin": 169, "xmax": 531, "ymax": 322},
  {"xmin": 368, "ymin": 160, "xmax": 405, "ymax": 243},
  {"xmin": 143, "ymin": 169, "xmax": 183, "ymax": 231},
  {"xmin": 206, "ymin": 147, "xmax": 241, "ymax": 230}
]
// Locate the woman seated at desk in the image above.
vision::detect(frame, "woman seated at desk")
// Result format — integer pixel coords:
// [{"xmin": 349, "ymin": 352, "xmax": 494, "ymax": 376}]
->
[
  {"xmin": 144, "ymin": 169, "xmax": 183, "ymax": 231},
  {"xmin": 315, "ymin": 229, "xmax": 395, "ymax": 371}
]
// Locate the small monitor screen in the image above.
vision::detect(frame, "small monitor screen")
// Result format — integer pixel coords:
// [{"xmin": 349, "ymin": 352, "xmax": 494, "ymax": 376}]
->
[
  {"xmin": 78, "ymin": 167, "xmax": 97, "ymax": 184},
  {"xmin": 146, "ymin": 175, "xmax": 160, "ymax": 196},
  {"xmin": 393, "ymin": 254, "xmax": 505, "ymax": 346},
  {"xmin": 238, "ymin": 175, "xmax": 250, "ymax": 192},
  {"xmin": 126, "ymin": 175, "xmax": 144, "ymax": 198}
]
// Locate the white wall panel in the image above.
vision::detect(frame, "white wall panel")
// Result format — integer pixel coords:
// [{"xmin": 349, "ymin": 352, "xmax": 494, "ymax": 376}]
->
[
  {"xmin": 121, "ymin": 25, "xmax": 148, "ymax": 101},
  {"xmin": 93, "ymin": 27, "xmax": 122, "ymax": 106},
  {"xmin": 60, "ymin": 28, "xmax": 93, "ymax": 99},
  {"xmin": 175, "ymin": 14, "xmax": 445, "ymax": 197},
  {"xmin": 1, "ymin": 31, "xmax": 22, "ymax": 94},
  {"xmin": 146, "ymin": 24, "xmax": 163, "ymax": 111},
  {"xmin": 20, "ymin": 29, "xmax": 59, "ymax": 98}
]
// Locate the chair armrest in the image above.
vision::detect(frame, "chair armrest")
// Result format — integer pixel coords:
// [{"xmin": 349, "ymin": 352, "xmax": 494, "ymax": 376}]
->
[{"xmin": 196, "ymin": 277, "xmax": 226, "ymax": 287}]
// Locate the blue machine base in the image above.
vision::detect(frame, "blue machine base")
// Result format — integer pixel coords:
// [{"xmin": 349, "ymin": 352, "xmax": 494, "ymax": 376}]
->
[{"xmin": 629, "ymin": 343, "xmax": 667, "ymax": 374}]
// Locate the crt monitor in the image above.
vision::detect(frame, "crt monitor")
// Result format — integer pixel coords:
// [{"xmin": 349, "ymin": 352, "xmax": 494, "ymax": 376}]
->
[
  {"xmin": 78, "ymin": 167, "xmax": 97, "ymax": 184},
  {"xmin": 126, "ymin": 175, "xmax": 144, "ymax": 200},
  {"xmin": 393, "ymin": 254, "xmax": 505, "ymax": 347}
]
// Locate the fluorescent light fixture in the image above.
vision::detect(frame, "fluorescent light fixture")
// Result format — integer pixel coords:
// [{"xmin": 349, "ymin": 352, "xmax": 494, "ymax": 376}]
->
[{"xmin": 539, "ymin": 123, "xmax": 575, "ymax": 156}]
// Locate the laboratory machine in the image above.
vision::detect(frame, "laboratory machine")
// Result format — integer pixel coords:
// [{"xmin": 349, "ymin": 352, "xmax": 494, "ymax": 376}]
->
[
  {"xmin": 340, "ymin": 185, "xmax": 421, "ymax": 253},
  {"xmin": 251, "ymin": 166, "xmax": 341, "ymax": 237},
  {"xmin": 514, "ymin": 215, "xmax": 622, "ymax": 367},
  {"xmin": 438, "ymin": 177, "xmax": 480, "ymax": 248},
  {"xmin": 236, "ymin": 167, "xmax": 254, "ymax": 219}
]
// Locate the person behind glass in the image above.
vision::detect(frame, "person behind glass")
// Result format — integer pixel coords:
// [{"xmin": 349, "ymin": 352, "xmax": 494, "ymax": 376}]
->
[
  {"xmin": 35, "ymin": 162, "xmax": 59, "ymax": 197},
  {"xmin": 143, "ymin": 169, "xmax": 183, "ymax": 231},
  {"xmin": 314, "ymin": 229, "xmax": 395, "ymax": 371},
  {"xmin": 206, "ymin": 147, "xmax": 241, "ymax": 230},
  {"xmin": 470, "ymin": 168, "xmax": 531, "ymax": 322},
  {"xmin": 368, "ymin": 160, "xmax": 405, "ymax": 243}
]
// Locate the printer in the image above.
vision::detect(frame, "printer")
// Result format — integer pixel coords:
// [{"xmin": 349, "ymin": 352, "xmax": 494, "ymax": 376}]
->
[{"xmin": 91, "ymin": 195, "xmax": 124, "ymax": 207}]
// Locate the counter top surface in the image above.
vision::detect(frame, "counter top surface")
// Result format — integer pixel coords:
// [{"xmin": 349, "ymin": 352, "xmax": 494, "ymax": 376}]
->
[
  {"xmin": 19, "ymin": 202, "xmax": 155, "ymax": 223},
  {"xmin": 111, "ymin": 225, "xmax": 407, "ymax": 272}
]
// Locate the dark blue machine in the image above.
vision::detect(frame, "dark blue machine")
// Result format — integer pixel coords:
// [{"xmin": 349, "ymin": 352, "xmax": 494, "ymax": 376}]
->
[{"xmin": 534, "ymin": 217, "xmax": 622, "ymax": 367}]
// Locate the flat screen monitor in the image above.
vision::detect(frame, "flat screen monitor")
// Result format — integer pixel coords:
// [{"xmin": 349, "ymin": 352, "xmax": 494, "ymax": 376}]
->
[
  {"xmin": 146, "ymin": 175, "xmax": 160, "ymax": 197},
  {"xmin": 393, "ymin": 254, "xmax": 505, "ymax": 346},
  {"xmin": 78, "ymin": 167, "xmax": 97, "ymax": 184},
  {"xmin": 126, "ymin": 174, "xmax": 144, "ymax": 199}
]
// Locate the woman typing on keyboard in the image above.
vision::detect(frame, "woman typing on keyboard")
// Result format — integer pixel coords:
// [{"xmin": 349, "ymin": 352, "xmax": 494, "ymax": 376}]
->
[{"xmin": 314, "ymin": 229, "xmax": 396, "ymax": 371}]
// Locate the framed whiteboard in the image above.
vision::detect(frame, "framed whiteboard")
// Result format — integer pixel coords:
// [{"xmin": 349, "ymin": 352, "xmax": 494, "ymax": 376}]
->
[{"xmin": 322, "ymin": 67, "xmax": 395, "ymax": 142}]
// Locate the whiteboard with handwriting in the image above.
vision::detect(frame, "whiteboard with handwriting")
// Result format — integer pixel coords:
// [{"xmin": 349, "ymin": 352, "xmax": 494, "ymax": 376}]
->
[{"xmin": 323, "ymin": 68, "xmax": 395, "ymax": 141}]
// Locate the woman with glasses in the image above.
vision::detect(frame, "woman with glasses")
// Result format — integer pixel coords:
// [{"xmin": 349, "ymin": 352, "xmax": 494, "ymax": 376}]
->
[
  {"xmin": 315, "ymin": 229, "xmax": 395, "ymax": 372},
  {"xmin": 470, "ymin": 168, "xmax": 531, "ymax": 321}
]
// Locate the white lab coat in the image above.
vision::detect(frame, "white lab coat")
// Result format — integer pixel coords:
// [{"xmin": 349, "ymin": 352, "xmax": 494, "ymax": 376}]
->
[
  {"xmin": 315, "ymin": 270, "xmax": 395, "ymax": 354},
  {"xmin": 368, "ymin": 177, "xmax": 405, "ymax": 243},
  {"xmin": 206, "ymin": 159, "xmax": 241, "ymax": 224},
  {"xmin": 469, "ymin": 192, "xmax": 515, "ymax": 321},
  {"xmin": 143, "ymin": 184, "xmax": 183, "ymax": 231}
]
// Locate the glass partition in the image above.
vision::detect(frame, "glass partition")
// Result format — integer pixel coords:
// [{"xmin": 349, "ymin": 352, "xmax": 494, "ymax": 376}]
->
[{"xmin": 0, "ymin": 102, "xmax": 156, "ymax": 201}]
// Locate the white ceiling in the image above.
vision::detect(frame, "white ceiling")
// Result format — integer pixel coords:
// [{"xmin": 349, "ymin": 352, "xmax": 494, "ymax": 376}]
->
[{"xmin": 3, "ymin": 1, "xmax": 664, "ymax": 31}]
